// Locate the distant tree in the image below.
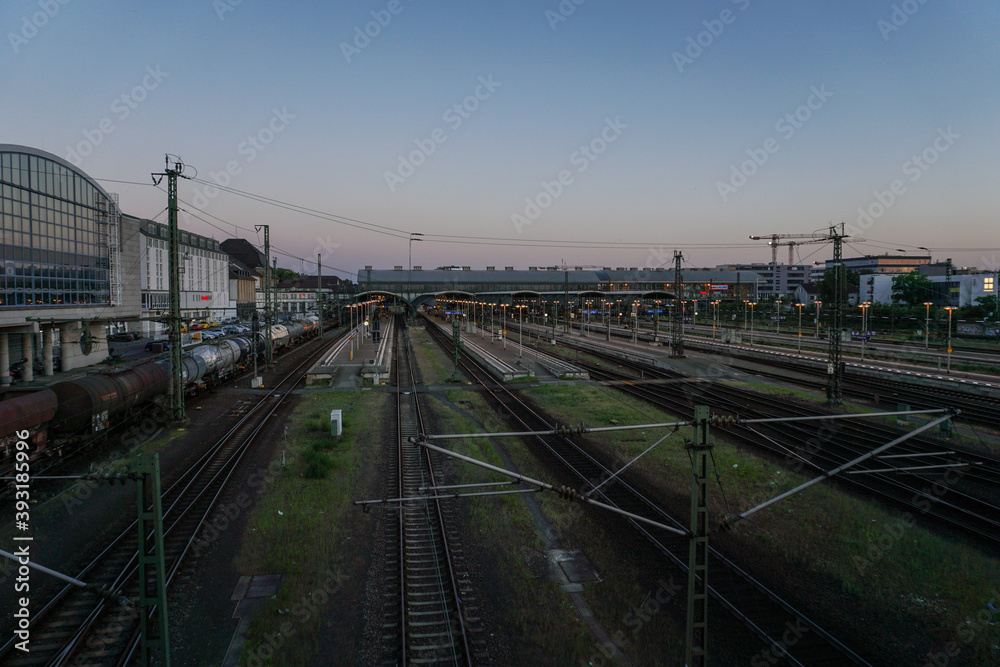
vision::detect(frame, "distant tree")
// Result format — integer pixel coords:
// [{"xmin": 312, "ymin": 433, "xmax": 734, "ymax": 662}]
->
[
  {"xmin": 973, "ymin": 295, "xmax": 1000, "ymax": 319},
  {"xmin": 817, "ymin": 268, "xmax": 860, "ymax": 305},
  {"xmin": 273, "ymin": 268, "xmax": 300, "ymax": 283},
  {"xmin": 891, "ymin": 272, "xmax": 935, "ymax": 307}
]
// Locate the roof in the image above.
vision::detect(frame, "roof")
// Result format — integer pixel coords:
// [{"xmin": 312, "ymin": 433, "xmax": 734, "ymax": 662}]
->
[
  {"xmin": 277, "ymin": 276, "xmax": 346, "ymax": 290},
  {"xmin": 221, "ymin": 238, "xmax": 266, "ymax": 270}
]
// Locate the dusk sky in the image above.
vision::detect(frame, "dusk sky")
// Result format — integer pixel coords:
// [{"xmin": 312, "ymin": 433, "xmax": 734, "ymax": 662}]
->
[{"xmin": 3, "ymin": 0, "xmax": 998, "ymax": 279}]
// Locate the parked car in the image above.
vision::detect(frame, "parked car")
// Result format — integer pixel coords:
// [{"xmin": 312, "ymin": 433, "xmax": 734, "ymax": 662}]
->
[{"xmin": 145, "ymin": 341, "xmax": 170, "ymax": 352}]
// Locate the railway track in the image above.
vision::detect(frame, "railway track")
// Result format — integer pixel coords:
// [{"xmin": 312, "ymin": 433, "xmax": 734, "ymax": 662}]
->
[
  {"xmin": 379, "ymin": 319, "xmax": 481, "ymax": 666},
  {"xmin": 549, "ymin": 342, "xmax": 1000, "ymax": 548},
  {"xmin": 422, "ymin": 314, "xmax": 868, "ymax": 666},
  {"xmin": 0, "ymin": 331, "xmax": 342, "ymax": 666},
  {"xmin": 725, "ymin": 356, "xmax": 1000, "ymax": 430}
]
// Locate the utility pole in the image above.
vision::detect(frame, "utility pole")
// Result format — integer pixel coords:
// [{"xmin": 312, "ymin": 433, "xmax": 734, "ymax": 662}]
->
[
  {"xmin": 136, "ymin": 453, "xmax": 171, "ymax": 666},
  {"xmin": 945, "ymin": 257, "xmax": 954, "ymax": 307},
  {"xmin": 671, "ymin": 250, "xmax": 685, "ymax": 358},
  {"xmin": 151, "ymin": 155, "xmax": 189, "ymax": 424},
  {"xmin": 256, "ymin": 226, "xmax": 272, "ymax": 368},
  {"xmin": 827, "ymin": 224, "xmax": 846, "ymax": 405},
  {"xmin": 317, "ymin": 254, "xmax": 324, "ymax": 338},
  {"xmin": 564, "ymin": 269, "xmax": 570, "ymax": 333},
  {"xmin": 686, "ymin": 406, "xmax": 711, "ymax": 666}
]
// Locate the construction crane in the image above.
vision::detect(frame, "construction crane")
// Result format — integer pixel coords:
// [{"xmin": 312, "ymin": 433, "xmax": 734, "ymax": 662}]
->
[{"xmin": 748, "ymin": 233, "xmax": 860, "ymax": 265}]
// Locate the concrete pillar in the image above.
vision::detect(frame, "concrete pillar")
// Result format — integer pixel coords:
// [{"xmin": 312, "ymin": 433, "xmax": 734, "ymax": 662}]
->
[
  {"xmin": 21, "ymin": 333, "xmax": 33, "ymax": 383},
  {"xmin": 60, "ymin": 324, "xmax": 75, "ymax": 372},
  {"xmin": 0, "ymin": 333, "xmax": 9, "ymax": 386},
  {"xmin": 43, "ymin": 327, "xmax": 54, "ymax": 376}
]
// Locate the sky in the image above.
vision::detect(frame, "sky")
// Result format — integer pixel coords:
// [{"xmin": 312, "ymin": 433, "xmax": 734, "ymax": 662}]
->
[{"xmin": 3, "ymin": 0, "xmax": 999, "ymax": 279}]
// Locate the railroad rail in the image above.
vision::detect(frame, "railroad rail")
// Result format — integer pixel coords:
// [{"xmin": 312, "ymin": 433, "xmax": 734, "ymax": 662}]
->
[
  {"xmin": 0, "ymin": 330, "xmax": 345, "ymax": 665},
  {"xmin": 552, "ymin": 344, "xmax": 1000, "ymax": 548},
  {"xmin": 379, "ymin": 318, "xmax": 480, "ymax": 666},
  {"xmin": 422, "ymin": 313, "xmax": 869, "ymax": 666}
]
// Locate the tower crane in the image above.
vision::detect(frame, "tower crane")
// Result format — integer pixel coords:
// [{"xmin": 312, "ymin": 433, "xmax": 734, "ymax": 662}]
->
[{"xmin": 748, "ymin": 233, "xmax": 865, "ymax": 265}]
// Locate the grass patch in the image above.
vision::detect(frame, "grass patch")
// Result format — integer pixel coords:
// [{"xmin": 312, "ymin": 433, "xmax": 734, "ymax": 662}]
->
[{"xmin": 234, "ymin": 390, "xmax": 387, "ymax": 665}]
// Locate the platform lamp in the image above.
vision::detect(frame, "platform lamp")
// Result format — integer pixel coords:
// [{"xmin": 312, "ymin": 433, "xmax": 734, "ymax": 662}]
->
[
  {"xmin": 923, "ymin": 302, "xmax": 933, "ymax": 349},
  {"xmin": 814, "ymin": 300, "xmax": 822, "ymax": 339},
  {"xmin": 944, "ymin": 306, "xmax": 957, "ymax": 373},
  {"xmin": 748, "ymin": 301, "xmax": 757, "ymax": 344},
  {"xmin": 796, "ymin": 302, "xmax": 804, "ymax": 351}
]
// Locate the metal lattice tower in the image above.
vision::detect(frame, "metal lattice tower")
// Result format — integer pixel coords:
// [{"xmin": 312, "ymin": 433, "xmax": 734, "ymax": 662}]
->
[
  {"xmin": 256, "ymin": 225, "xmax": 273, "ymax": 368},
  {"xmin": 317, "ymin": 254, "xmax": 324, "ymax": 338},
  {"xmin": 685, "ymin": 406, "xmax": 710, "ymax": 666},
  {"xmin": 671, "ymin": 250, "xmax": 685, "ymax": 358},
  {"xmin": 827, "ymin": 224, "xmax": 846, "ymax": 405},
  {"xmin": 151, "ymin": 156, "xmax": 188, "ymax": 424},
  {"xmin": 136, "ymin": 453, "xmax": 171, "ymax": 666}
]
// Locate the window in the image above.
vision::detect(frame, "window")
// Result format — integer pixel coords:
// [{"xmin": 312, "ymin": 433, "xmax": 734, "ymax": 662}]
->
[{"xmin": 986, "ymin": 276, "xmax": 995, "ymax": 293}]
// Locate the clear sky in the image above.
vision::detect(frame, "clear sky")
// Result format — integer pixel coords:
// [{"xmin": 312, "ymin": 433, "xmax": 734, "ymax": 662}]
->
[{"xmin": 3, "ymin": 0, "xmax": 998, "ymax": 278}]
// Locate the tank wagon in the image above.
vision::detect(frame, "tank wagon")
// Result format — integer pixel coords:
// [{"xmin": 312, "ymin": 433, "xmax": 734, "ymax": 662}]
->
[{"xmin": 0, "ymin": 316, "xmax": 320, "ymax": 470}]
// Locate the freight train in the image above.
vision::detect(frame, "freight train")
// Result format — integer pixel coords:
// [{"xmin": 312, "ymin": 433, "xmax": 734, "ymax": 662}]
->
[{"xmin": 0, "ymin": 315, "xmax": 320, "ymax": 471}]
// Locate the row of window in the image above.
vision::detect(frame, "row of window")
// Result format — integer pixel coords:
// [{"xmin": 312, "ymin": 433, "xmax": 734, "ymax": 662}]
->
[{"xmin": 0, "ymin": 152, "xmax": 102, "ymax": 207}]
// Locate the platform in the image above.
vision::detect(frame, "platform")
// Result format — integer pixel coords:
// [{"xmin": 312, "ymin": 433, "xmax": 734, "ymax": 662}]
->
[
  {"xmin": 428, "ymin": 317, "xmax": 588, "ymax": 382},
  {"xmin": 306, "ymin": 316, "xmax": 394, "ymax": 387}
]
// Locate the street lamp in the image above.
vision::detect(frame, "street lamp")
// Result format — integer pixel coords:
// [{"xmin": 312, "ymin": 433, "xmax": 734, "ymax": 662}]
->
[
  {"xmin": 859, "ymin": 302, "xmax": 870, "ymax": 360},
  {"xmin": 711, "ymin": 300, "xmax": 720, "ymax": 340},
  {"xmin": 517, "ymin": 304, "xmax": 525, "ymax": 357},
  {"xmin": 775, "ymin": 299, "xmax": 782, "ymax": 335},
  {"xmin": 632, "ymin": 300, "xmax": 639, "ymax": 344},
  {"xmin": 748, "ymin": 301, "xmax": 757, "ymax": 344},
  {"xmin": 501, "ymin": 303, "xmax": 507, "ymax": 350},
  {"xmin": 923, "ymin": 302, "xmax": 933, "ymax": 349},
  {"xmin": 408, "ymin": 232, "xmax": 423, "ymax": 309},
  {"xmin": 944, "ymin": 306, "xmax": 957, "ymax": 372},
  {"xmin": 796, "ymin": 302, "xmax": 804, "ymax": 351},
  {"xmin": 814, "ymin": 300, "xmax": 822, "ymax": 339}
]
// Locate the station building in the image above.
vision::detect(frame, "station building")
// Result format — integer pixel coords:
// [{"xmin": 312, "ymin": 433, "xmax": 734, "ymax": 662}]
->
[
  {"xmin": 0, "ymin": 144, "xmax": 140, "ymax": 382},
  {"xmin": 137, "ymin": 217, "xmax": 230, "ymax": 337},
  {"xmin": 352, "ymin": 266, "xmax": 761, "ymax": 312}
]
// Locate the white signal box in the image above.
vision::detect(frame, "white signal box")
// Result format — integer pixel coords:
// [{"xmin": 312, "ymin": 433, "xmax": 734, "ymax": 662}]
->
[{"xmin": 330, "ymin": 409, "xmax": 343, "ymax": 439}]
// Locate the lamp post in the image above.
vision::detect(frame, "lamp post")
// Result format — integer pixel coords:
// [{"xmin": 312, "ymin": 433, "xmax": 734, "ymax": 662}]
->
[
  {"xmin": 711, "ymin": 300, "xmax": 720, "ymax": 340},
  {"xmin": 814, "ymin": 300, "xmax": 822, "ymax": 339},
  {"xmin": 923, "ymin": 302, "xmax": 933, "ymax": 349},
  {"xmin": 502, "ymin": 304, "xmax": 507, "ymax": 350},
  {"xmin": 796, "ymin": 302, "xmax": 804, "ymax": 351},
  {"xmin": 517, "ymin": 304, "xmax": 525, "ymax": 357},
  {"xmin": 775, "ymin": 299, "xmax": 782, "ymax": 335},
  {"xmin": 408, "ymin": 232, "xmax": 422, "ymax": 311},
  {"xmin": 748, "ymin": 302, "xmax": 757, "ymax": 344},
  {"xmin": 945, "ymin": 306, "xmax": 957, "ymax": 372},
  {"xmin": 743, "ymin": 300, "xmax": 749, "ymax": 331},
  {"xmin": 859, "ymin": 302, "xmax": 870, "ymax": 360},
  {"xmin": 632, "ymin": 301, "xmax": 638, "ymax": 344},
  {"xmin": 654, "ymin": 299, "xmax": 661, "ymax": 342}
]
